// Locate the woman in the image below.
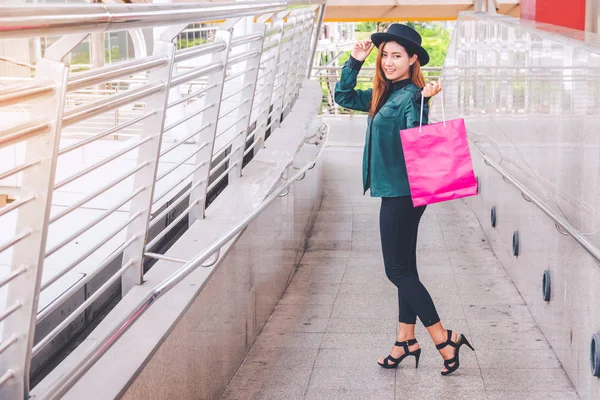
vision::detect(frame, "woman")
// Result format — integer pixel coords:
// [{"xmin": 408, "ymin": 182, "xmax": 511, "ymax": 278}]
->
[{"xmin": 334, "ymin": 23, "xmax": 474, "ymax": 375}]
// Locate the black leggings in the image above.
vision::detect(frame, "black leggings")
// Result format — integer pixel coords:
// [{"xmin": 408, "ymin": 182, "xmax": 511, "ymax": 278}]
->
[{"xmin": 379, "ymin": 196, "xmax": 440, "ymax": 327}]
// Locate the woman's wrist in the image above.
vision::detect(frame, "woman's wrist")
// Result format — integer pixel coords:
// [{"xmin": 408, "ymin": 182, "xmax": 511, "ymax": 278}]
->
[
  {"xmin": 413, "ymin": 91, "xmax": 430, "ymax": 104},
  {"xmin": 347, "ymin": 55, "xmax": 365, "ymax": 71}
]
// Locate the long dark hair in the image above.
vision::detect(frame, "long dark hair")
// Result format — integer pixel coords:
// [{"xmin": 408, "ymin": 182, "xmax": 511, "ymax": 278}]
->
[{"xmin": 369, "ymin": 42, "xmax": 427, "ymax": 117}]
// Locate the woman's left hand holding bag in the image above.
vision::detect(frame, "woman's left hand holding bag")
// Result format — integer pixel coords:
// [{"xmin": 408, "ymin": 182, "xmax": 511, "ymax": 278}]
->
[{"xmin": 422, "ymin": 79, "xmax": 443, "ymax": 98}]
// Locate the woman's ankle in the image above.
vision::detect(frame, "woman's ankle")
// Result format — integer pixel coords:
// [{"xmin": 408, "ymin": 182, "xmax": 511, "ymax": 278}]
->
[{"xmin": 396, "ymin": 334, "xmax": 417, "ymax": 343}]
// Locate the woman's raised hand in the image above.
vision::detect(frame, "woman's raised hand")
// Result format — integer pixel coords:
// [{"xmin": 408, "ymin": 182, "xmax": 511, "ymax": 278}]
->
[
  {"xmin": 422, "ymin": 79, "xmax": 443, "ymax": 98},
  {"xmin": 351, "ymin": 40, "xmax": 375, "ymax": 62}
]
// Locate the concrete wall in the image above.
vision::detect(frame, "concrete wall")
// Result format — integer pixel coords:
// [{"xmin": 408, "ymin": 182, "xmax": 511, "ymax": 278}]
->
[
  {"xmin": 119, "ymin": 155, "xmax": 323, "ymax": 400},
  {"xmin": 467, "ymin": 151, "xmax": 600, "ymax": 400}
]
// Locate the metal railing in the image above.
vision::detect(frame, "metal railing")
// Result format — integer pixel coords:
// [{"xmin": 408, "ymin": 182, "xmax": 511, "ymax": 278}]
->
[
  {"xmin": 471, "ymin": 143, "xmax": 600, "ymax": 263},
  {"xmin": 42, "ymin": 122, "xmax": 329, "ymax": 400},
  {"xmin": 0, "ymin": 1, "xmax": 326, "ymax": 399}
]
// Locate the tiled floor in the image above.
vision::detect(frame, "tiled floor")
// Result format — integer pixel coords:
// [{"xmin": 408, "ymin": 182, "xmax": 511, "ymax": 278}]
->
[{"xmin": 220, "ymin": 146, "xmax": 578, "ymax": 400}]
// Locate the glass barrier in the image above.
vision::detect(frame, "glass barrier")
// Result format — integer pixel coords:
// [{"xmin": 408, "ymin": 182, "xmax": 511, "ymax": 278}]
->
[{"xmin": 437, "ymin": 12, "xmax": 600, "ymax": 241}]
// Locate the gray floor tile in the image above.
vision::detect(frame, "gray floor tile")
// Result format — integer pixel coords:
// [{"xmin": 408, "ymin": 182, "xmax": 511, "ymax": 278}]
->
[
  {"xmin": 314, "ymin": 347, "xmax": 391, "ymax": 370},
  {"xmin": 395, "ymin": 389, "xmax": 488, "ymax": 400},
  {"xmin": 310, "ymin": 229, "xmax": 353, "ymax": 242},
  {"xmin": 307, "ymin": 238, "xmax": 352, "ymax": 251},
  {"xmin": 431, "ymin": 300, "xmax": 467, "ymax": 320},
  {"xmin": 297, "ymin": 260, "xmax": 348, "ymax": 270},
  {"xmin": 418, "ymin": 278, "xmax": 460, "ymax": 299},
  {"xmin": 320, "ymin": 333, "xmax": 392, "ymax": 350},
  {"xmin": 452, "ymin": 262, "xmax": 507, "ymax": 275},
  {"xmin": 305, "ymin": 389, "xmax": 395, "ymax": 400},
  {"xmin": 252, "ymin": 332, "xmax": 324, "ymax": 349},
  {"xmin": 341, "ymin": 265, "xmax": 390, "ymax": 284},
  {"xmin": 338, "ymin": 282, "xmax": 397, "ymax": 296},
  {"xmin": 351, "ymin": 230, "xmax": 381, "ymax": 241},
  {"xmin": 270, "ymin": 303, "xmax": 334, "ymax": 320},
  {"xmin": 308, "ymin": 367, "xmax": 396, "ymax": 391},
  {"xmin": 285, "ymin": 281, "xmax": 340, "ymax": 295},
  {"xmin": 467, "ymin": 320, "xmax": 550, "ymax": 350},
  {"xmin": 417, "ymin": 239, "xmax": 449, "ymax": 251},
  {"xmin": 447, "ymin": 250, "xmax": 500, "ymax": 266},
  {"xmin": 463, "ymin": 304, "xmax": 535, "ymax": 320},
  {"xmin": 292, "ymin": 267, "xmax": 346, "ymax": 284},
  {"xmin": 279, "ymin": 291, "xmax": 339, "ymax": 305},
  {"xmin": 326, "ymin": 318, "xmax": 397, "ymax": 334},
  {"xmin": 261, "ymin": 317, "xmax": 329, "ymax": 334},
  {"xmin": 345, "ymin": 249, "xmax": 385, "ymax": 258},
  {"xmin": 351, "ymin": 220, "xmax": 380, "ymax": 232},
  {"xmin": 333, "ymin": 293, "xmax": 396, "ymax": 306},
  {"xmin": 314, "ymin": 212, "xmax": 353, "ymax": 223},
  {"xmin": 300, "ymin": 250, "xmax": 351, "ymax": 264},
  {"xmin": 345, "ymin": 256, "xmax": 384, "ymax": 268},
  {"xmin": 312, "ymin": 220, "xmax": 354, "ymax": 232},
  {"xmin": 395, "ymin": 367, "xmax": 486, "ymax": 392},
  {"xmin": 220, "ymin": 384, "xmax": 306, "ymax": 400},
  {"xmin": 350, "ymin": 239, "xmax": 381, "ymax": 252},
  {"xmin": 486, "ymin": 391, "xmax": 579, "ymax": 400},
  {"xmin": 475, "ymin": 349, "xmax": 562, "ymax": 369},
  {"xmin": 481, "ymin": 368, "xmax": 574, "ymax": 391},
  {"xmin": 413, "ymin": 250, "xmax": 452, "ymax": 266},
  {"xmin": 455, "ymin": 274, "xmax": 525, "ymax": 305},
  {"xmin": 222, "ymin": 365, "xmax": 313, "ymax": 398},
  {"xmin": 330, "ymin": 299, "xmax": 397, "ymax": 319},
  {"xmin": 242, "ymin": 347, "xmax": 320, "ymax": 370},
  {"xmin": 415, "ymin": 264, "xmax": 454, "ymax": 276}
]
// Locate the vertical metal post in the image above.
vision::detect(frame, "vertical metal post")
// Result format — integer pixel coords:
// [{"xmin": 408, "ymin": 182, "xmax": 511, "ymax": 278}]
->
[
  {"xmin": 476, "ymin": 0, "xmax": 497, "ymax": 13},
  {"xmin": 0, "ymin": 57, "xmax": 69, "ymax": 399},
  {"xmin": 120, "ymin": 39, "xmax": 177, "ymax": 295},
  {"xmin": 282, "ymin": 13, "xmax": 304, "ymax": 116},
  {"xmin": 307, "ymin": 4, "xmax": 325, "ymax": 78},
  {"xmin": 291, "ymin": 13, "xmax": 306, "ymax": 101},
  {"xmin": 188, "ymin": 21, "xmax": 234, "ymax": 222},
  {"xmin": 269, "ymin": 12, "xmax": 293, "ymax": 132},
  {"xmin": 90, "ymin": 33, "xmax": 105, "ymax": 69},
  {"xmin": 253, "ymin": 14, "xmax": 283, "ymax": 151},
  {"xmin": 228, "ymin": 17, "xmax": 266, "ymax": 180},
  {"xmin": 265, "ymin": 12, "xmax": 288, "ymax": 135},
  {"xmin": 277, "ymin": 14, "xmax": 297, "ymax": 119},
  {"xmin": 292, "ymin": 10, "xmax": 315, "ymax": 101}
]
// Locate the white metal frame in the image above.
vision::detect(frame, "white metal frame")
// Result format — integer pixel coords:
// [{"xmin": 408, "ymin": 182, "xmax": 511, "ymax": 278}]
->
[{"xmin": 0, "ymin": 1, "xmax": 324, "ymax": 399}]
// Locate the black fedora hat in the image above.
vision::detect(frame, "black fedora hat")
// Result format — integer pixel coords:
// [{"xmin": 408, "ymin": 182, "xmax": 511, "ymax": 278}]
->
[{"xmin": 371, "ymin": 24, "xmax": 430, "ymax": 66}]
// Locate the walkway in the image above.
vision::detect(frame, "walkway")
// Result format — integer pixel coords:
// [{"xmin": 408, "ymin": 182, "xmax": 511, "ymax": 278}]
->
[{"xmin": 220, "ymin": 143, "xmax": 579, "ymax": 400}]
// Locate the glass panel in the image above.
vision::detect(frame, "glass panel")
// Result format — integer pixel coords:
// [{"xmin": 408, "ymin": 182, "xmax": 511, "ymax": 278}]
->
[{"xmin": 436, "ymin": 13, "xmax": 600, "ymax": 240}]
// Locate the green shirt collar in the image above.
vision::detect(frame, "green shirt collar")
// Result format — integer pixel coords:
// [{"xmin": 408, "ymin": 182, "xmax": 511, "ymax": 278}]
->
[{"xmin": 391, "ymin": 78, "xmax": 413, "ymax": 91}]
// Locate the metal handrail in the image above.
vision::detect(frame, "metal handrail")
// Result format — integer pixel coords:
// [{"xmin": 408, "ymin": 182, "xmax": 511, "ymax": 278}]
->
[
  {"xmin": 67, "ymin": 56, "xmax": 168, "ymax": 92},
  {"xmin": 39, "ymin": 122, "xmax": 329, "ymax": 400},
  {"xmin": 0, "ymin": 0, "xmax": 325, "ymax": 39},
  {"xmin": 174, "ymin": 41, "xmax": 227, "ymax": 63},
  {"xmin": 471, "ymin": 142, "xmax": 600, "ymax": 263},
  {"xmin": 0, "ymin": 81, "xmax": 53, "ymax": 108}
]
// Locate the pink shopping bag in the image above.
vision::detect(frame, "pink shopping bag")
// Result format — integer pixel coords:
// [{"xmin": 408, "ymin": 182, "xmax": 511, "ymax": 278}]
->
[{"xmin": 400, "ymin": 91, "xmax": 478, "ymax": 207}]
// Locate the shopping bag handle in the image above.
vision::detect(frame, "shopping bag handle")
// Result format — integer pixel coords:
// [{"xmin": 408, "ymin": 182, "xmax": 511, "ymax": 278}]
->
[{"xmin": 419, "ymin": 78, "xmax": 446, "ymax": 132}]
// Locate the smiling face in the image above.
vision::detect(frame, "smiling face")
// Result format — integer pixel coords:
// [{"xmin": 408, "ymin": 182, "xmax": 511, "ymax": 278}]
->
[{"xmin": 380, "ymin": 41, "xmax": 418, "ymax": 82}]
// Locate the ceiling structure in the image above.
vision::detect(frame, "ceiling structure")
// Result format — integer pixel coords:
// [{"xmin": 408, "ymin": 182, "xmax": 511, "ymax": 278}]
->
[{"xmin": 323, "ymin": 0, "xmax": 520, "ymax": 22}]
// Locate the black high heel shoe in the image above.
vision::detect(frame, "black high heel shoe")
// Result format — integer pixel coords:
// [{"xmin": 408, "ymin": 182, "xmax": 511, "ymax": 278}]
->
[
  {"xmin": 377, "ymin": 338, "xmax": 421, "ymax": 369},
  {"xmin": 436, "ymin": 330, "xmax": 475, "ymax": 376}
]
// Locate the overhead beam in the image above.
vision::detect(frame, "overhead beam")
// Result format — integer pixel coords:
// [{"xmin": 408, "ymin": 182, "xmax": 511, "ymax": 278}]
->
[{"xmin": 324, "ymin": 2, "xmax": 520, "ymax": 22}]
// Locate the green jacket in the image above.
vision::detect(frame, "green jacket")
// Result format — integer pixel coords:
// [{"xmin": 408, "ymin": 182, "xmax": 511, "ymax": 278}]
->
[{"xmin": 334, "ymin": 56, "xmax": 429, "ymax": 197}]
